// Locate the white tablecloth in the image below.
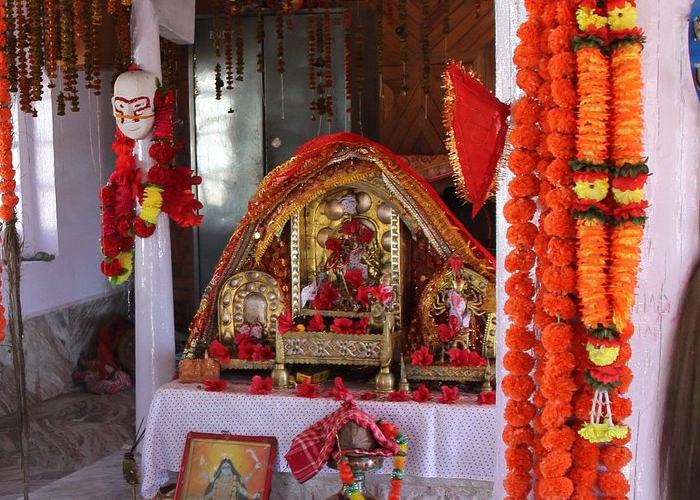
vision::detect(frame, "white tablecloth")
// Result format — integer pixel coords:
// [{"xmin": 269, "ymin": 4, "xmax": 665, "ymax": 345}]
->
[{"xmin": 140, "ymin": 380, "xmax": 496, "ymax": 499}]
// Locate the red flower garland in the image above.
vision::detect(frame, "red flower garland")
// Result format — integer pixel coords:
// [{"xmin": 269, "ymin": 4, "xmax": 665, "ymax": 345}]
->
[
  {"xmin": 99, "ymin": 130, "xmax": 138, "ymax": 284},
  {"xmin": 100, "ymin": 80, "xmax": 203, "ymax": 284}
]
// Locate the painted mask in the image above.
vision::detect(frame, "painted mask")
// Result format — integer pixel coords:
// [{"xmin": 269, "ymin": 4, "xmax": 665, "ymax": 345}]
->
[{"xmin": 111, "ymin": 69, "xmax": 158, "ymax": 140}]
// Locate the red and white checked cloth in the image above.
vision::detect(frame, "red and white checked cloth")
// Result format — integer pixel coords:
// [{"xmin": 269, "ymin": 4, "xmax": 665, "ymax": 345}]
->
[{"xmin": 285, "ymin": 401, "xmax": 399, "ymax": 483}]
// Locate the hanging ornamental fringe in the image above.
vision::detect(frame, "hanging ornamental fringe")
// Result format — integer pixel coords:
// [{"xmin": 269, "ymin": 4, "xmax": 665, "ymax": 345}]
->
[{"xmin": 442, "ymin": 61, "xmax": 509, "ymax": 217}]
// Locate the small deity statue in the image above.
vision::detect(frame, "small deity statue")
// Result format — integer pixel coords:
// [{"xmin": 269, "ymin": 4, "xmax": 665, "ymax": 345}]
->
[
  {"xmin": 202, "ymin": 457, "xmax": 261, "ymax": 500},
  {"xmin": 339, "ymin": 194, "xmax": 358, "ymax": 215}
]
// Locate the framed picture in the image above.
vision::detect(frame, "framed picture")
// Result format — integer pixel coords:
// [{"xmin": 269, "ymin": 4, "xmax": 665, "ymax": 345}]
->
[{"xmin": 175, "ymin": 432, "xmax": 277, "ymax": 500}]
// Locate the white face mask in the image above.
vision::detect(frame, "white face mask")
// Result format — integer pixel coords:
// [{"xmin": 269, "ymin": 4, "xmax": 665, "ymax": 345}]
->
[{"xmin": 111, "ymin": 69, "xmax": 158, "ymax": 140}]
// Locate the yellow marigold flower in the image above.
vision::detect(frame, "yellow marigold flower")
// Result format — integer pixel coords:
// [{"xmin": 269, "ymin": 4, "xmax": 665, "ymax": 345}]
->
[
  {"xmin": 578, "ymin": 422, "xmax": 629, "ymax": 443},
  {"xmin": 140, "ymin": 185, "xmax": 164, "ymax": 224},
  {"xmin": 577, "ymin": 7, "xmax": 608, "ymax": 31},
  {"xmin": 612, "ymin": 187, "xmax": 644, "ymax": 204},
  {"xmin": 573, "ymin": 178, "xmax": 609, "ymax": 202},
  {"xmin": 608, "ymin": 4, "xmax": 637, "ymax": 31},
  {"xmin": 296, "ymin": 324, "xmax": 306, "ymax": 332},
  {"xmin": 586, "ymin": 342, "xmax": 620, "ymax": 366}
]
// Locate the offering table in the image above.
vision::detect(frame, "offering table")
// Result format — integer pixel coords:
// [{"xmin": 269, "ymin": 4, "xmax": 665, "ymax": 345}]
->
[{"xmin": 140, "ymin": 380, "xmax": 496, "ymax": 499}]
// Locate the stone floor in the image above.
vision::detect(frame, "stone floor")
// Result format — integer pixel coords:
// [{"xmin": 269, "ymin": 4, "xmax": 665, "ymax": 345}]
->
[
  {"xmin": 0, "ymin": 388, "xmax": 135, "ymax": 499},
  {"xmin": 1, "ymin": 450, "xmax": 493, "ymax": 500}
]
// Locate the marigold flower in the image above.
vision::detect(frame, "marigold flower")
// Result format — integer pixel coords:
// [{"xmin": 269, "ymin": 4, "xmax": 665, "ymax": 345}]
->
[
  {"xmin": 506, "ymin": 446, "xmax": 533, "ymax": 470},
  {"xmin": 541, "ymin": 323, "xmax": 573, "ymax": 353},
  {"xmin": 509, "ymin": 149, "xmax": 539, "ymax": 175},
  {"xmin": 505, "ymin": 325, "xmax": 537, "ymax": 351},
  {"xmin": 551, "ymin": 78, "xmax": 577, "ymax": 109},
  {"xmin": 511, "ymin": 97, "xmax": 541, "ymax": 125},
  {"xmin": 549, "ymin": 52, "xmax": 576, "ymax": 79},
  {"xmin": 508, "ymin": 174, "xmax": 539, "ymax": 198},
  {"xmin": 510, "ymin": 125, "xmax": 541, "ymax": 151},
  {"xmin": 513, "ymin": 43, "xmax": 543, "ymax": 70},
  {"xmin": 505, "ymin": 248, "xmax": 536, "ymax": 273},
  {"xmin": 548, "ymin": 25, "xmax": 576, "ymax": 54},
  {"xmin": 541, "ymin": 427, "xmax": 576, "ymax": 451},
  {"xmin": 506, "ymin": 222, "xmax": 539, "ymax": 248},
  {"xmin": 504, "ymin": 198, "xmax": 537, "ymax": 223},
  {"xmin": 503, "ymin": 470, "xmax": 531, "ymax": 498},
  {"xmin": 537, "ymin": 477, "xmax": 574, "ymax": 498},
  {"xmin": 502, "ymin": 374, "xmax": 536, "ymax": 401},
  {"xmin": 598, "ymin": 470, "xmax": 630, "ymax": 497},
  {"xmin": 607, "ymin": 4, "xmax": 637, "ymax": 31},
  {"xmin": 503, "ymin": 425, "xmax": 535, "ymax": 447},
  {"xmin": 516, "ymin": 68, "xmax": 543, "ymax": 96}
]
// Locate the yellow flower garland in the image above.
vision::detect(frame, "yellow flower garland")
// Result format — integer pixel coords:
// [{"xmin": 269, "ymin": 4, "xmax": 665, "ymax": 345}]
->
[
  {"xmin": 139, "ymin": 184, "xmax": 164, "ymax": 224},
  {"xmin": 586, "ymin": 342, "xmax": 620, "ymax": 366}
]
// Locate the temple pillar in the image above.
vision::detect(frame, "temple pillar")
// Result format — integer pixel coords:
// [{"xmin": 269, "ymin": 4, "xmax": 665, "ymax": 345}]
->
[{"xmin": 131, "ymin": 0, "xmax": 175, "ymax": 431}]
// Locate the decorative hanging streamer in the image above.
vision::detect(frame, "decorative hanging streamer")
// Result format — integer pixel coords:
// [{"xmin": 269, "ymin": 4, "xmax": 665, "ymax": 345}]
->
[
  {"xmin": 109, "ymin": 0, "xmax": 132, "ymax": 84},
  {"xmin": 6, "ymin": 0, "xmax": 17, "ymax": 93},
  {"xmin": 376, "ymin": 0, "xmax": 383, "ymax": 98},
  {"xmin": 16, "ymin": 0, "xmax": 31, "ymax": 114},
  {"xmin": 343, "ymin": 5, "xmax": 352, "ymax": 118},
  {"xmin": 307, "ymin": 8, "xmax": 317, "ymax": 120},
  {"xmin": 88, "ymin": 0, "xmax": 104, "ymax": 95},
  {"xmin": 60, "ymin": 0, "xmax": 79, "ymax": 112},
  {"xmin": 442, "ymin": 61, "xmax": 509, "ymax": 217},
  {"xmin": 420, "ymin": 0, "xmax": 430, "ymax": 99},
  {"xmin": 224, "ymin": 13, "xmax": 234, "ymax": 91},
  {"xmin": 234, "ymin": 6, "xmax": 244, "ymax": 82},
  {"xmin": 27, "ymin": 0, "xmax": 43, "ymax": 104},
  {"xmin": 398, "ymin": 0, "xmax": 408, "ymax": 94},
  {"xmin": 323, "ymin": 5, "xmax": 333, "ymax": 122}
]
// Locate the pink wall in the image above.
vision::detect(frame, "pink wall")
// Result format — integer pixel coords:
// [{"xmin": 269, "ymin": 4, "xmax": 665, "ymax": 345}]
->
[{"xmin": 494, "ymin": 2, "xmax": 700, "ymax": 498}]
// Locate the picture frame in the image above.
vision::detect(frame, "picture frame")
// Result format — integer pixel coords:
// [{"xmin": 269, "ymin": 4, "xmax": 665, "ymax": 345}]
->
[{"xmin": 174, "ymin": 432, "xmax": 277, "ymax": 500}]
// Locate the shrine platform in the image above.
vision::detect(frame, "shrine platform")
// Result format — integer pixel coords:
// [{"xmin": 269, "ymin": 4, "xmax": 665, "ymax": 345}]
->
[{"xmin": 141, "ymin": 379, "xmax": 496, "ymax": 499}]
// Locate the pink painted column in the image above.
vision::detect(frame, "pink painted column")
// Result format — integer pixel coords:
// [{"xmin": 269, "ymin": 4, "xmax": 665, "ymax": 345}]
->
[{"xmin": 493, "ymin": 1, "xmax": 700, "ymax": 498}]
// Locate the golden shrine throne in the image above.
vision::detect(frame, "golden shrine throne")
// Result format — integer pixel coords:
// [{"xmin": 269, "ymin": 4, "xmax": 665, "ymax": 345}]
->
[{"xmin": 182, "ymin": 133, "xmax": 496, "ymax": 391}]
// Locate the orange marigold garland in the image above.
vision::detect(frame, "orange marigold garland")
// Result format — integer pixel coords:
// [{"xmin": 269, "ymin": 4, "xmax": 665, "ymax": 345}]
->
[
  {"xmin": 0, "ymin": 0, "xmax": 15, "ymax": 339},
  {"xmin": 571, "ymin": 0, "xmax": 630, "ymax": 449},
  {"xmin": 503, "ymin": 1, "xmax": 543, "ymax": 497},
  {"xmin": 531, "ymin": 3, "xmax": 580, "ymax": 498},
  {"xmin": 598, "ymin": 1, "xmax": 645, "ymax": 497}
]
